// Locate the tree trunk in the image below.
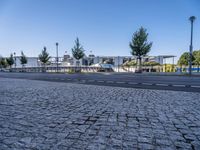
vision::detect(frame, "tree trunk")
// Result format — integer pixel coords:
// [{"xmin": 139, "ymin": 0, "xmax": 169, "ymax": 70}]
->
[
  {"xmin": 138, "ymin": 57, "xmax": 142, "ymax": 73},
  {"xmin": 9, "ymin": 65, "xmax": 12, "ymax": 72},
  {"xmin": 22, "ymin": 65, "xmax": 24, "ymax": 72},
  {"xmin": 43, "ymin": 64, "xmax": 46, "ymax": 72},
  {"xmin": 135, "ymin": 57, "xmax": 142, "ymax": 73},
  {"xmin": 76, "ymin": 60, "xmax": 81, "ymax": 73}
]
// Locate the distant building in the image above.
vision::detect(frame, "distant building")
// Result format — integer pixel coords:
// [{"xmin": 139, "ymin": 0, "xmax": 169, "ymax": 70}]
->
[
  {"xmin": 11, "ymin": 54, "xmax": 175, "ymax": 68},
  {"xmin": 13, "ymin": 56, "xmax": 40, "ymax": 68}
]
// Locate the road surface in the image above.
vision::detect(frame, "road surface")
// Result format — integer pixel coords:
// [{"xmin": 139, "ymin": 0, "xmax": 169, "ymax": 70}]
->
[{"xmin": 0, "ymin": 72, "xmax": 200, "ymax": 92}]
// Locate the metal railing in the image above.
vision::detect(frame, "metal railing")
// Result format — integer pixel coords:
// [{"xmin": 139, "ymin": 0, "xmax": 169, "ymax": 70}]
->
[{"xmin": 10, "ymin": 66, "xmax": 105, "ymax": 73}]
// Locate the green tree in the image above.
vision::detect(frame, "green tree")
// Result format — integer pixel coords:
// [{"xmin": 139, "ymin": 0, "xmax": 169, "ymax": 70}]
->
[
  {"xmin": 178, "ymin": 52, "xmax": 189, "ymax": 66},
  {"xmin": 129, "ymin": 27, "xmax": 152, "ymax": 73},
  {"xmin": 72, "ymin": 38, "xmax": 85, "ymax": 66},
  {"xmin": 39, "ymin": 47, "xmax": 51, "ymax": 72},
  {"xmin": 0, "ymin": 57, "xmax": 8, "ymax": 68},
  {"xmin": 6, "ymin": 53, "xmax": 14, "ymax": 68},
  {"xmin": 177, "ymin": 52, "xmax": 195, "ymax": 72},
  {"xmin": 193, "ymin": 50, "xmax": 200, "ymax": 72},
  {"xmin": 20, "ymin": 51, "xmax": 27, "ymax": 68}
]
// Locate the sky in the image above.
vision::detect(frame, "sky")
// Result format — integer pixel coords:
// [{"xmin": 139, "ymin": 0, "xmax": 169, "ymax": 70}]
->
[{"xmin": 0, "ymin": 0, "xmax": 200, "ymax": 63}]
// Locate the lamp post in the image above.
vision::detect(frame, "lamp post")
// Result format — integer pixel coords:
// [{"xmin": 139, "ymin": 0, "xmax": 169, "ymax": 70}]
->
[
  {"xmin": 189, "ymin": 16, "xmax": 196, "ymax": 76},
  {"xmin": 13, "ymin": 52, "xmax": 16, "ymax": 68},
  {"xmin": 118, "ymin": 56, "xmax": 119, "ymax": 72},
  {"xmin": 56, "ymin": 42, "xmax": 59, "ymax": 72}
]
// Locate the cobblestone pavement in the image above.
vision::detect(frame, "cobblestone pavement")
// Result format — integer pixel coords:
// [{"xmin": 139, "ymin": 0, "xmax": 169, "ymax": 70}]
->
[{"xmin": 0, "ymin": 78, "xmax": 200, "ymax": 150}]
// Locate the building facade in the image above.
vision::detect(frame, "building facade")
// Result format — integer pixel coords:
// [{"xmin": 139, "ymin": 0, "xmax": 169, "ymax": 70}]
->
[{"xmin": 11, "ymin": 55, "xmax": 175, "ymax": 69}]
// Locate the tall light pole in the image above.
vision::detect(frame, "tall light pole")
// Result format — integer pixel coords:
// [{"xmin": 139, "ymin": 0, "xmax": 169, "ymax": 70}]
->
[
  {"xmin": 118, "ymin": 56, "xmax": 119, "ymax": 72},
  {"xmin": 189, "ymin": 16, "xmax": 196, "ymax": 76},
  {"xmin": 56, "ymin": 42, "xmax": 59, "ymax": 72},
  {"xmin": 13, "ymin": 52, "xmax": 16, "ymax": 68}
]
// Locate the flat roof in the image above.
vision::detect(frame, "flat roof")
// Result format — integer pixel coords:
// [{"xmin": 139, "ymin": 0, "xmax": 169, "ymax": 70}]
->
[{"xmin": 157, "ymin": 55, "xmax": 176, "ymax": 58}]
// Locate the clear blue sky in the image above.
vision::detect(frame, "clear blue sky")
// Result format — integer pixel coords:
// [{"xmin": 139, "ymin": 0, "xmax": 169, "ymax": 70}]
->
[{"xmin": 0, "ymin": 0, "xmax": 200, "ymax": 62}]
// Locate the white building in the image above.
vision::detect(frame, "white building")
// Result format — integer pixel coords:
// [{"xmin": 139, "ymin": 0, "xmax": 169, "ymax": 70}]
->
[
  {"xmin": 13, "ymin": 57, "xmax": 40, "ymax": 68},
  {"xmin": 11, "ymin": 55, "xmax": 175, "ymax": 68}
]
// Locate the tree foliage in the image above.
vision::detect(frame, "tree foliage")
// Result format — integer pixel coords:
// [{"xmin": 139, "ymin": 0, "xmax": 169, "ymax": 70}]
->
[
  {"xmin": 178, "ymin": 52, "xmax": 194, "ymax": 66},
  {"xmin": 6, "ymin": 53, "xmax": 14, "ymax": 68},
  {"xmin": 72, "ymin": 38, "xmax": 85, "ymax": 60},
  {"xmin": 0, "ymin": 57, "xmax": 7, "ymax": 68},
  {"xmin": 129, "ymin": 27, "xmax": 152, "ymax": 72},
  {"xmin": 130, "ymin": 27, "xmax": 152, "ymax": 58},
  {"xmin": 193, "ymin": 50, "xmax": 200, "ymax": 65},
  {"xmin": 20, "ymin": 51, "xmax": 27, "ymax": 67},
  {"xmin": 39, "ymin": 47, "xmax": 51, "ymax": 65},
  {"xmin": 193, "ymin": 50, "xmax": 200, "ymax": 72},
  {"xmin": 178, "ymin": 50, "xmax": 200, "ymax": 66}
]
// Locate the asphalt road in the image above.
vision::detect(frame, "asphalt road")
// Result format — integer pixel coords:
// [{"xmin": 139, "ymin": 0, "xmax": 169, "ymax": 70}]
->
[{"xmin": 0, "ymin": 72, "xmax": 200, "ymax": 92}]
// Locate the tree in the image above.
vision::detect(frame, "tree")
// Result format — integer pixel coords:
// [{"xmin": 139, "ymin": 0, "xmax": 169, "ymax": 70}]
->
[
  {"xmin": 39, "ymin": 47, "xmax": 51, "ymax": 72},
  {"xmin": 193, "ymin": 50, "xmax": 200, "ymax": 72},
  {"xmin": 129, "ymin": 27, "xmax": 152, "ymax": 73},
  {"xmin": 72, "ymin": 38, "xmax": 85, "ymax": 66},
  {"xmin": 177, "ymin": 52, "xmax": 193, "ymax": 72},
  {"xmin": 20, "ymin": 51, "xmax": 27, "ymax": 68},
  {"xmin": 0, "ymin": 57, "xmax": 7, "ymax": 68},
  {"xmin": 6, "ymin": 53, "xmax": 14, "ymax": 68}
]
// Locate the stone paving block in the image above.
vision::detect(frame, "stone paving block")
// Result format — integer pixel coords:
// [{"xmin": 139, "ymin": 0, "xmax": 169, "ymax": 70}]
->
[{"xmin": 0, "ymin": 78, "xmax": 200, "ymax": 149}]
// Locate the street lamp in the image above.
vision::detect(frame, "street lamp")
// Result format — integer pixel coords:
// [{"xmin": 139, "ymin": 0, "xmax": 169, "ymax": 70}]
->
[
  {"xmin": 118, "ymin": 56, "xmax": 119, "ymax": 72},
  {"xmin": 56, "ymin": 42, "xmax": 59, "ymax": 72},
  {"xmin": 13, "ymin": 52, "xmax": 16, "ymax": 68},
  {"xmin": 189, "ymin": 16, "xmax": 196, "ymax": 75}
]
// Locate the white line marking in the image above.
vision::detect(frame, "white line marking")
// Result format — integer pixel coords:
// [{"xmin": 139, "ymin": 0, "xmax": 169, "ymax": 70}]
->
[
  {"xmin": 116, "ymin": 81, "xmax": 125, "ymax": 84},
  {"xmin": 172, "ymin": 84, "xmax": 185, "ymax": 87},
  {"xmin": 128, "ymin": 82, "xmax": 138, "ymax": 85},
  {"xmin": 97, "ymin": 81, "xmax": 104, "ymax": 83},
  {"xmin": 191, "ymin": 85, "xmax": 200, "ymax": 88},
  {"xmin": 142, "ymin": 83, "xmax": 153, "ymax": 85},
  {"xmin": 60, "ymin": 79, "xmax": 65, "ymax": 81},
  {"xmin": 156, "ymin": 84, "xmax": 168, "ymax": 86},
  {"xmin": 106, "ymin": 81, "xmax": 114, "ymax": 83}
]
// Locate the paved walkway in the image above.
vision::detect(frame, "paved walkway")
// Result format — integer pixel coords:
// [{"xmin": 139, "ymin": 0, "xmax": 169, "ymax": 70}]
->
[{"xmin": 0, "ymin": 78, "xmax": 200, "ymax": 149}]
